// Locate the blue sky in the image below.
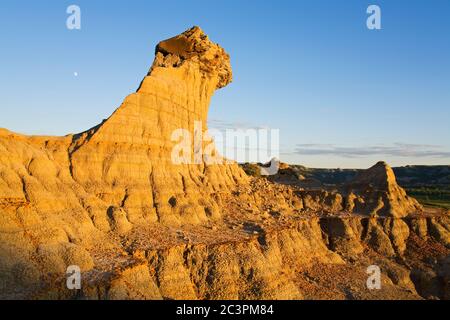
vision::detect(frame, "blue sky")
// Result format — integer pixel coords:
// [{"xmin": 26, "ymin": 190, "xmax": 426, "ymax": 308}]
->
[{"xmin": 0, "ymin": 0, "xmax": 449, "ymax": 168}]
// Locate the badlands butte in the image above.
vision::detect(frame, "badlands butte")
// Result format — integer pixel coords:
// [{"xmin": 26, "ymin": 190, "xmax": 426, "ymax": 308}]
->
[{"xmin": 0, "ymin": 26, "xmax": 449, "ymax": 300}]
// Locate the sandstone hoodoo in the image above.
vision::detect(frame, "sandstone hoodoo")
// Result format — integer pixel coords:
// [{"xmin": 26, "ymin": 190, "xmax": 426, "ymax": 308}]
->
[
  {"xmin": 0, "ymin": 27, "xmax": 449, "ymax": 300},
  {"xmin": 69, "ymin": 26, "xmax": 247, "ymax": 226}
]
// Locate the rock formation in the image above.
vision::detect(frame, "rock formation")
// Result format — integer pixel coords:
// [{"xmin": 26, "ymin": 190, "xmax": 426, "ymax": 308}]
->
[
  {"xmin": 0, "ymin": 27, "xmax": 449, "ymax": 300},
  {"xmin": 268, "ymin": 161, "xmax": 423, "ymax": 217},
  {"xmin": 344, "ymin": 161, "xmax": 423, "ymax": 218},
  {"xmin": 69, "ymin": 26, "xmax": 248, "ymax": 226}
]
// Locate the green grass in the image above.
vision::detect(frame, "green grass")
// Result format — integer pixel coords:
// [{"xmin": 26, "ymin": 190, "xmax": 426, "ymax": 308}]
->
[
  {"xmin": 405, "ymin": 187, "xmax": 450, "ymax": 209},
  {"xmin": 409, "ymin": 194, "xmax": 450, "ymax": 209},
  {"xmin": 241, "ymin": 163, "xmax": 261, "ymax": 177}
]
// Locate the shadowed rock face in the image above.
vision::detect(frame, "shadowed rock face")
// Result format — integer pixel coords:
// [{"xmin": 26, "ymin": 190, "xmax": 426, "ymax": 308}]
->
[{"xmin": 0, "ymin": 27, "xmax": 448, "ymax": 300}]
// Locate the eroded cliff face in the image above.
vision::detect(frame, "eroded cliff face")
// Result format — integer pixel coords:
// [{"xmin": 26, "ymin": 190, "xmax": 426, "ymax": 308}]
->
[
  {"xmin": 343, "ymin": 161, "xmax": 423, "ymax": 218},
  {"xmin": 268, "ymin": 161, "xmax": 423, "ymax": 218},
  {"xmin": 0, "ymin": 27, "xmax": 448, "ymax": 300},
  {"xmin": 69, "ymin": 26, "xmax": 248, "ymax": 226},
  {"xmin": 20, "ymin": 213, "xmax": 450, "ymax": 300}
]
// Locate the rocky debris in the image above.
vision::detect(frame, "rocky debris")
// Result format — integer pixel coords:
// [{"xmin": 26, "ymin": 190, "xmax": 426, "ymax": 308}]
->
[
  {"xmin": 0, "ymin": 27, "xmax": 448, "ymax": 300},
  {"xmin": 18, "ymin": 213, "xmax": 449, "ymax": 300}
]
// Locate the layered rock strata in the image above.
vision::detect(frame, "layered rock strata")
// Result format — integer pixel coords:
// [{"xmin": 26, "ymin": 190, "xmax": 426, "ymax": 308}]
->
[{"xmin": 0, "ymin": 27, "xmax": 448, "ymax": 300}]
